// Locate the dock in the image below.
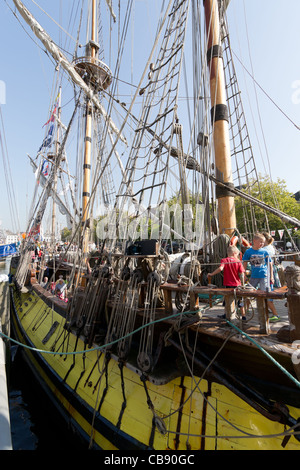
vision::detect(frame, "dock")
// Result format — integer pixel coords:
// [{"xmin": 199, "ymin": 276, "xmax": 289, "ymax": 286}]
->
[{"xmin": 0, "ymin": 281, "xmax": 12, "ymax": 450}]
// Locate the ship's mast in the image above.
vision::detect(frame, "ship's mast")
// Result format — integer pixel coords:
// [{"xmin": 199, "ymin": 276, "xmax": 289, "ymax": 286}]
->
[
  {"xmin": 51, "ymin": 87, "xmax": 61, "ymax": 248},
  {"xmin": 81, "ymin": 2, "xmax": 95, "ymax": 255},
  {"xmin": 203, "ymin": 0, "xmax": 236, "ymax": 236},
  {"xmin": 75, "ymin": 0, "xmax": 113, "ymax": 255},
  {"xmin": 12, "ymin": 0, "xmax": 124, "ymax": 144}
]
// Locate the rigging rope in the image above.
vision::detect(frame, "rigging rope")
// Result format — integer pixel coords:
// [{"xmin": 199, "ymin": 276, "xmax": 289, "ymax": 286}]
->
[
  {"xmin": 232, "ymin": 50, "xmax": 300, "ymax": 133},
  {"xmin": 114, "ymin": 0, "xmax": 190, "ymax": 242},
  {"xmin": 1, "ymin": 306, "xmax": 199, "ymax": 355},
  {"xmin": 0, "ymin": 107, "xmax": 21, "ymax": 233},
  {"xmin": 6, "ymin": 287, "xmax": 300, "ymax": 391}
]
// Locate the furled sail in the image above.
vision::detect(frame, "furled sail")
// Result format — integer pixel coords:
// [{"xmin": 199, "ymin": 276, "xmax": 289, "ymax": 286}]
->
[{"xmin": 105, "ymin": 0, "xmax": 116, "ymax": 22}]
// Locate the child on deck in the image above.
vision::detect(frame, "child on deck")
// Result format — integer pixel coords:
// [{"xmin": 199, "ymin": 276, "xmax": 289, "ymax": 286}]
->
[
  {"xmin": 208, "ymin": 245, "xmax": 246, "ymax": 320},
  {"xmin": 53, "ymin": 277, "xmax": 67, "ymax": 301},
  {"xmin": 242, "ymin": 232, "xmax": 280, "ymax": 322}
]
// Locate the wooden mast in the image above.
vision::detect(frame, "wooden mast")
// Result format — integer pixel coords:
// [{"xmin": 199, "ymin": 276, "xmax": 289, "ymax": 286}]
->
[
  {"xmin": 203, "ymin": 0, "xmax": 236, "ymax": 236},
  {"xmin": 51, "ymin": 86, "xmax": 61, "ymax": 248},
  {"xmin": 82, "ymin": 0, "xmax": 97, "ymax": 255}
]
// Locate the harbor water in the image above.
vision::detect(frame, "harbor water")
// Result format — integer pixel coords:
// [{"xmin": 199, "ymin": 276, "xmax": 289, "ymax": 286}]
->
[
  {"xmin": 1, "ymin": 258, "xmax": 86, "ymax": 450},
  {"xmin": 8, "ymin": 346, "xmax": 86, "ymax": 450}
]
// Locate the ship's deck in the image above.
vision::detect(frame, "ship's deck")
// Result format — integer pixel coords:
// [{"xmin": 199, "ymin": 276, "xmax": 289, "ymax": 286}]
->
[
  {"xmin": 158, "ymin": 282, "xmax": 295, "ymax": 358},
  {"xmin": 197, "ymin": 295, "xmax": 289, "ymax": 340},
  {"xmin": 30, "ymin": 273, "xmax": 295, "ymax": 358}
]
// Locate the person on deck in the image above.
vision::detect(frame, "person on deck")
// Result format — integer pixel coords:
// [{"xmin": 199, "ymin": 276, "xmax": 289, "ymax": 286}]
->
[
  {"xmin": 208, "ymin": 245, "xmax": 246, "ymax": 320},
  {"xmin": 54, "ymin": 277, "xmax": 67, "ymax": 299},
  {"xmin": 242, "ymin": 232, "xmax": 280, "ymax": 322},
  {"xmin": 262, "ymin": 232, "xmax": 282, "ymax": 321},
  {"xmin": 86, "ymin": 248, "xmax": 102, "ymax": 275},
  {"xmin": 41, "ymin": 276, "xmax": 48, "ymax": 289},
  {"xmin": 286, "ymin": 241, "xmax": 292, "ymax": 251}
]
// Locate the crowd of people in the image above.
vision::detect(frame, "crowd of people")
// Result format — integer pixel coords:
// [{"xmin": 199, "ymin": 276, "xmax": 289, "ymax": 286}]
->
[
  {"xmin": 40, "ymin": 274, "xmax": 68, "ymax": 301},
  {"xmin": 30, "ymin": 241, "xmax": 79, "ymax": 263},
  {"xmin": 29, "ymin": 242, "xmax": 71, "ymax": 302}
]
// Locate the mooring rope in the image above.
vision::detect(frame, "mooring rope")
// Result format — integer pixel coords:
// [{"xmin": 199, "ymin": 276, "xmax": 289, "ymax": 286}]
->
[
  {"xmin": 1, "ymin": 308, "xmax": 199, "ymax": 355},
  {"xmin": 4, "ymin": 296, "xmax": 300, "ymax": 390},
  {"xmin": 227, "ymin": 319, "xmax": 300, "ymax": 389}
]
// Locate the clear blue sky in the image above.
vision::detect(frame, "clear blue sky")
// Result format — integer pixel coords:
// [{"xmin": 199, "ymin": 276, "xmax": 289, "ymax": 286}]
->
[{"xmin": 0, "ymin": 0, "xmax": 300, "ymax": 233}]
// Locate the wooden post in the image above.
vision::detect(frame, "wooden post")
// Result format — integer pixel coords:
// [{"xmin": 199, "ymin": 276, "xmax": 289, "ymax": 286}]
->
[
  {"xmin": 225, "ymin": 294, "xmax": 238, "ymax": 322},
  {"xmin": 189, "ymin": 289, "xmax": 201, "ymax": 317},
  {"xmin": 256, "ymin": 298, "xmax": 270, "ymax": 335},
  {"xmin": 285, "ymin": 265, "xmax": 300, "ymax": 341},
  {"xmin": 203, "ymin": 0, "xmax": 236, "ymax": 236},
  {"xmin": 286, "ymin": 294, "xmax": 300, "ymax": 341}
]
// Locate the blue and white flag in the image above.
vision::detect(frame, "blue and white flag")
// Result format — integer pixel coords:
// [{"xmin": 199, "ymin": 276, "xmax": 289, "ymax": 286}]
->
[
  {"xmin": 41, "ymin": 160, "xmax": 49, "ymax": 177},
  {"xmin": 38, "ymin": 123, "xmax": 54, "ymax": 152},
  {"xmin": 0, "ymin": 243, "xmax": 17, "ymax": 258}
]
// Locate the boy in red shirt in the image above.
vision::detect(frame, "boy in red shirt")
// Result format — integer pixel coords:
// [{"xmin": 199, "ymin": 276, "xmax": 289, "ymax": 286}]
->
[{"xmin": 208, "ymin": 245, "xmax": 246, "ymax": 320}]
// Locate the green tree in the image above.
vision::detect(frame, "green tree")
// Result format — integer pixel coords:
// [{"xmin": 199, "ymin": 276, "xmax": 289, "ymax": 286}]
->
[
  {"xmin": 235, "ymin": 175, "xmax": 300, "ymax": 234},
  {"xmin": 61, "ymin": 227, "xmax": 71, "ymax": 242}
]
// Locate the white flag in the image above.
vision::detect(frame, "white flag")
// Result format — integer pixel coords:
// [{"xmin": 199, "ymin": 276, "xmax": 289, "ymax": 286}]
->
[{"xmin": 278, "ymin": 229, "xmax": 284, "ymax": 239}]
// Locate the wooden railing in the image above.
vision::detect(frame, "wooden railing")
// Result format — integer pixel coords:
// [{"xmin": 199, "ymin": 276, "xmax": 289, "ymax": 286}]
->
[{"xmin": 161, "ymin": 283, "xmax": 287, "ymax": 335}]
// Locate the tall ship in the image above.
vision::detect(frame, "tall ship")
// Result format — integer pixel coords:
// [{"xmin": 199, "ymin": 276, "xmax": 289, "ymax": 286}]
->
[{"xmin": 6, "ymin": 0, "xmax": 300, "ymax": 450}]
